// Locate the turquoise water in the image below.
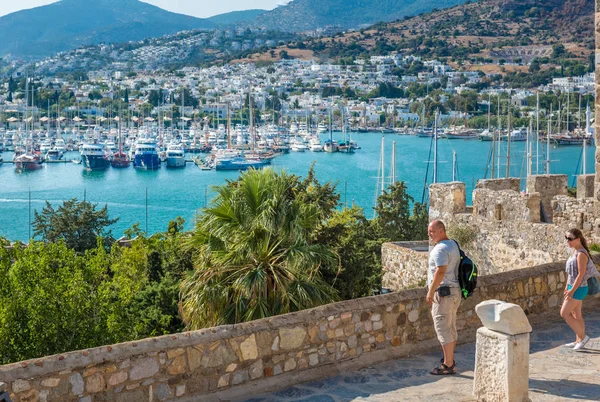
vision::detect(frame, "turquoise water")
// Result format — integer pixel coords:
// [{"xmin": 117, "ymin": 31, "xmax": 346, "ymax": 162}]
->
[{"xmin": 0, "ymin": 133, "xmax": 595, "ymax": 241}]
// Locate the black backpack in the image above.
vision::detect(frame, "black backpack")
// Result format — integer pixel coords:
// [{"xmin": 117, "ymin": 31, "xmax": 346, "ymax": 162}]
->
[{"xmin": 453, "ymin": 240, "xmax": 477, "ymax": 299}]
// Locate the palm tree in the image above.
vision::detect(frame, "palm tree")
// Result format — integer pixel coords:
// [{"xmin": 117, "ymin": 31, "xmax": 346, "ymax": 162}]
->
[{"xmin": 180, "ymin": 168, "xmax": 337, "ymax": 329}]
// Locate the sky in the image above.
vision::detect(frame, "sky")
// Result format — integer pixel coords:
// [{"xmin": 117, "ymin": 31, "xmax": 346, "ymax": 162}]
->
[{"xmin": 0, "ymin": 0, "xmax": 288, "ymax": 18}]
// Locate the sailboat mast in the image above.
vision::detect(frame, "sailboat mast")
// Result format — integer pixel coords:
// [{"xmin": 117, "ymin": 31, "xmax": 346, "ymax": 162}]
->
[
  {"xmin": 506, "ymin": 108, "xmax": 511, "ymax": 178},
  {"xmin": 391, "ymin": 141, "xmax": 396, "ymax": 184},
  {"xmin": 227, "ymin": 103, "xmax": 231, "ymax": 150},
  {"xmin": 536, "ymin": 91, "xmax": 540, "ymax": 174},
  {"xmin": 452, "ymin": 151, "xmax": 457, "ymax": 182},
  {"xmin": 497, "ymin": 96, "xmax": 501, "ymax": 178},
  {"xmin": 528, "ymin": 119, "xmax": 533, "ymax": 177},
  {"xmin": 487, "ymin": 92, "xmax": 491, "ymax": 131},
  {"xmin": 546, "ymin": 104, "xmax": 552, "ymax": 174},
  {"xmin": 433, "ymin": 110, "xmax": 438, "ymax": 184},
  {"xmin": 583, "ymin": 103, "xmax": 590, "ymax": 175},
  {"xmin": 249, "ymin": 90, "xmax": 255, "ymax": 151},
  {"xmin": 381, "ymin": 137, "xmax": 385, "ymax": 194},
  {"xmin": 566, "ymin": 90, "xmax": 570, "ymax": 133}
]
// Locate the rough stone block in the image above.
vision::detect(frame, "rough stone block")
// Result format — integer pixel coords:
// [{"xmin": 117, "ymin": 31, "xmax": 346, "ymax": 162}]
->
[
  {"xmin": 476, "ymin": 178, "xmax": 521, "ymax": 192},
  {"xmin": 473, "ymin": 327, "xmax": 529, "ymax": 402},
  {"xmin": 577, "ymin": 174, "xmax": 595, "ymax": 199},
  {"xmin": 475, "ymin": 300, "xmax": 532, "ymax": 335}
]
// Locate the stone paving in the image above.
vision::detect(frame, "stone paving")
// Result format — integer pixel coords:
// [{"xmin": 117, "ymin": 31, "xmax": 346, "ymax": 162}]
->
[{"xmin": 243, "ymin": 312, "xmax": 600, "ymax": 402}]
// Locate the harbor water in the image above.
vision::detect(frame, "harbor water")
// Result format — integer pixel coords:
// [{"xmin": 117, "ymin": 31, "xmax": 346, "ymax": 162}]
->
[{"xmin": 0, "ymin": 133, "xmax": 595, "ymax": 242}]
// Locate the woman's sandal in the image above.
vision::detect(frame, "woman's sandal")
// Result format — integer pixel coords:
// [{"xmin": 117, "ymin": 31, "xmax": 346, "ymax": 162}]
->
[{"xmin": 430, "ymin": 363, "xmax": 456, "ymax": 375}]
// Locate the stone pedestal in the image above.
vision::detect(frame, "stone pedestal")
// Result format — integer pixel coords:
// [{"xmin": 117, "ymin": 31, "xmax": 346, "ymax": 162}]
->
[
  {"xmin": 473, "ymin": 328, "xmax": 530, "ymax": 402},
  {"xmin": 473, "ymin": 300, "xmax": 532, "ymax": 402}
]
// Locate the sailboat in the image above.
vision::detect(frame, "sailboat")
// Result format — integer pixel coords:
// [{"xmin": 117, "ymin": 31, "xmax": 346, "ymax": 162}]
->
[
  {"xmin": 14, "ymin": 77, "xmax": 43, "ymax": 171},
  {"xmin": 111, "ymin": 116, "xmax": 130, "ymax": 168},
  {"xmin": 323, "ymin": 105, "xmax": 338, "ymax": 153}
]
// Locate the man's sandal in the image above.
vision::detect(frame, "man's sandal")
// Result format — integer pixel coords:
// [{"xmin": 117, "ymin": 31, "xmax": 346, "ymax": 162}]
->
[{"xmin": 430, "ymin": 363, "xmax": 456, "ymax": 375}]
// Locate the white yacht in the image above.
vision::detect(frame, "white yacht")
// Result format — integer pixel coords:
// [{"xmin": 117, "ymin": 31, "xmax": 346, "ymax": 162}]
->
[
  {"xmin": 309, "ymin": 137, "xmax": 323, "ymax": 152},
  {"xmin": 166, "ymin": 143, "xmax": 186, "ymax": 168},
  {"xmin": 291, "ymin": 139, "xmax": 308, "ymax": 152}
]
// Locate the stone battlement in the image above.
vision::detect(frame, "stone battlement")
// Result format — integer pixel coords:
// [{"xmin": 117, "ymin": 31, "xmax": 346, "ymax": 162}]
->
[{"xmin": 383, "ymin": 174, "xmax": 598, "ymax": 291}]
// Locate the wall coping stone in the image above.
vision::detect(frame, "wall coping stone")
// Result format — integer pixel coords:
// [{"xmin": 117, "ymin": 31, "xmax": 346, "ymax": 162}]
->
[
  {"xmin": 2, "ymin": 254, "xmax": 599, "ymax": 386},
  {"xmin": 385, "ymin": 241, "xmax": 429, "ymax": 252}
]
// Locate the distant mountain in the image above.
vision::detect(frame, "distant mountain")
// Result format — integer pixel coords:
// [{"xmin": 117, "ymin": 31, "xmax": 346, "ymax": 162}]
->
[
  {"xmin": 252, "ymin": 0, "xmax": 469, "ymax": 32},
  {"xmin": 207, "ymin": 9, "xmax": 267, "ymax": 26},
  {"xmin": 0, "ymin": 0, "xmax": 214, "ymax": 59}
]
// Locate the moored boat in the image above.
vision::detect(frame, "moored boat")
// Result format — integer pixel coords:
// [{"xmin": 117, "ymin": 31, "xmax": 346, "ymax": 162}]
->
[
  {"xmin": 215, "ymin": 156, "xmax": 268, "ymax": 171},
  {"xmin": 14, "ymin": 151, "xmax": 43, "ymax": 171},
  {"xmin": 166, "ymin": 143, "xmax": 186, "ymax": 168},
  {"xmin": 132, "ymin": 138, "xmax": 161, "ymax": 170},
  {"xmin": 80, "ymin": 143, "xmax": 110, "ymax": 171},
  {"xmin": 110, "ymin": 152, "xmax": 130, "ymax": 168}
]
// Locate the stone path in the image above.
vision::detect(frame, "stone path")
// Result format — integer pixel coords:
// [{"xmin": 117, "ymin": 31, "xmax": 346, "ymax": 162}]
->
[{"xmin": 243, "ymin": 312, "xmax": 600, "ymax": 402}]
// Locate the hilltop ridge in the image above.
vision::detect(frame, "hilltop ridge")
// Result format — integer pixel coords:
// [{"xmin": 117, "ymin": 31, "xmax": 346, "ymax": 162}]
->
[
  {"xmin": 237, "ymin": 0, "xmax": 593, "ymax": 65},
  {"xmin": 0, "ymin": 0, "xmax": 214, "ymax": 59}
]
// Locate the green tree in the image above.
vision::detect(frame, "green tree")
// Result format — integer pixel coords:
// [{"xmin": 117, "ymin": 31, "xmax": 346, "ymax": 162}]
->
[
  {"xmin": 180, "ymin": 168, "xmax": 337, "ymax": 329},
  {"xmin": 373, "ymin": 181, "xmax": 428, "ymax": 242},
  {"xmin": 32, "ymin": 199, "xmax": 118, "ymax": 253},
  {"xmin": 317, "ymin": 207, "xmax": 382, "ymax": 299},
  {"xmin": 0, "ymin": 242, "xmax": 112, "ymax": 363}
]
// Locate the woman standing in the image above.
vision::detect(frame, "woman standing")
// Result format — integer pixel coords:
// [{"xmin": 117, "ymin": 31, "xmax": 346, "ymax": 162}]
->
[{"xmin": 561, "ymin": 228, "xmax": 596, "ymax": 350}]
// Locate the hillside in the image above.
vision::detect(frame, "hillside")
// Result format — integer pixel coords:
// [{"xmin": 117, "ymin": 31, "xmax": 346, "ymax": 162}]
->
[
  {"xmin": 252, "ymin": 0, "xmax": 468, "ymax": 32},
  {"xmin": 0, "ymin": 0, "xmax": 214, "ymax": 59},
  {"xmin": 237, "ymin": 0, "xmax": 593, "ymax": 65},
  {"xmin": 207, "ymin": 9, "xmax": 267, "ymax": 26}
]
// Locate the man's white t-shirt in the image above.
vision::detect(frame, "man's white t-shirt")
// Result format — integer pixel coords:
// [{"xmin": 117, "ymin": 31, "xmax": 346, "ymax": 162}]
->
[{"xmin": 428, "ymin": 240, "xmax": 460, "ymax": 288}]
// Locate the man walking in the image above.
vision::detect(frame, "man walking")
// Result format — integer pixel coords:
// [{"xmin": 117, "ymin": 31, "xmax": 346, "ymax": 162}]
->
[{"xmin": 426, "ymin": 220, "xmax": 461, "ymax": 375}]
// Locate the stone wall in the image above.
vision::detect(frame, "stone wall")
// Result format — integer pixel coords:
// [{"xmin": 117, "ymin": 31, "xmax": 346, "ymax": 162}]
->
[
  {"xmin": 381, "ymin": 241, "xmax": 429, "ymax": 290},
  {"xmin": 3, "ymin": 259, "xmax": 599, "ymax": 402}
]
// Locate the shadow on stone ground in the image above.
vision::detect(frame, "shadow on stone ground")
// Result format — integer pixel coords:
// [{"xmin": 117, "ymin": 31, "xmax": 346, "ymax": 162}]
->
[{"xmin": 244, "ymin": 312, "xmax": 600, "ymax": 402}]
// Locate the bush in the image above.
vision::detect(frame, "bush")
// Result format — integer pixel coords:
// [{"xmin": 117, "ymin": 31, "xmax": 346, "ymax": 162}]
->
[{"xmin": 447, "ymin": 224, "xmax": 477, "ymax": 246}]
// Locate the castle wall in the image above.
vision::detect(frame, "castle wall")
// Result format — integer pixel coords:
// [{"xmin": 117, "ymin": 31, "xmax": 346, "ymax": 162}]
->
[
  {"xmin": 2, "ymin": 260, "xmax": 598, "ymax": 402},
  {"xmin": 383, "ymin": 176, "xmax": 598, "ymax": 291},
  {"xmin": 381, "ymin": 241, "xmax": 429, "ymax": 290}
]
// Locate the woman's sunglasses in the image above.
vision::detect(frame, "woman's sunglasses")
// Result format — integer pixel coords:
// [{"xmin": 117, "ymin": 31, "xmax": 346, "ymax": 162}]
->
[{"xmin": 565, "ymin": 236, "xmax": 576, "ymax": 241}]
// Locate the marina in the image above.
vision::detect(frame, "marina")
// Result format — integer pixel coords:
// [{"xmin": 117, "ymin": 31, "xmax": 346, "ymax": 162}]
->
[{"xmin": 0, "ymin": 132, "xmax": 595, "ymax": 242}]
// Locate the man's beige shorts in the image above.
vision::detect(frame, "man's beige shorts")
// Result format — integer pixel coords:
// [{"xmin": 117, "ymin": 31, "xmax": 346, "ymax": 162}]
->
[{"xmin": 431, "ymin": 286, "xmax": 461, "ymax": 345}]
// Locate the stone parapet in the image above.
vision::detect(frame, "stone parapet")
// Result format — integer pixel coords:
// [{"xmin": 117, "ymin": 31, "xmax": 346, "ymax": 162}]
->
[
  {"xmin": 429, "ymin": 182, "xmax": 466, "ymax": 222},
  {"xmin": 382, "ymin": 241, "xmax": 429, "ymax": 291},
  {"xmin": 526, "ymin": 175, "xmax": 568, "ymax": 223},
  {"xmin": 2, "ymin": 258, "xmax": 600, "ymax": 402},
  {"xmin": 476, "ymin": 178, "xmax": 521, "ymax": 193},
  {"xmin": 473, "ymin": 188, "xmax": 540, "ymax": 223}
]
